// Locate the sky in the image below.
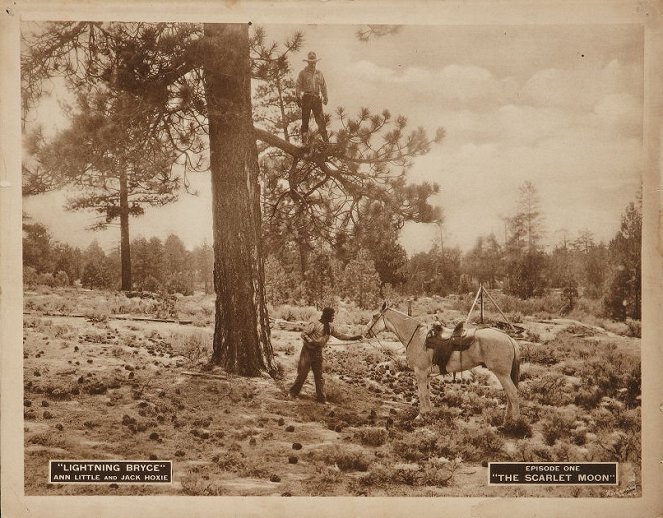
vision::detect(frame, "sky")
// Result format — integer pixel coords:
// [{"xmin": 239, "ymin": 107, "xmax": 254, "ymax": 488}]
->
[{"xmin": 23, "ymin": 23, "xmax": 643, "ymax": 256}]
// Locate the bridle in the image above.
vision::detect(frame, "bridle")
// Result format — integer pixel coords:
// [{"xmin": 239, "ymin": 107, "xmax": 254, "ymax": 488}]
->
[
  {"xmin": 365, "ymin": 308, "xmax": 387, "ymax": 339},
  {"xmin": 366, "ymin": 306, "xmax": 423, "ymax": 352}
]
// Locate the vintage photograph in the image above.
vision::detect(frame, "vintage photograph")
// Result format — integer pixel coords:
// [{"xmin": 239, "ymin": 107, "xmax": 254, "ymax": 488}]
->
[
  {"xmin": 3, "ymin": 2, "xmax": 660, "ymax": 515},
  {"xmin": 17, "ymin": 20, "xmax": 644, "ymax": 498}
]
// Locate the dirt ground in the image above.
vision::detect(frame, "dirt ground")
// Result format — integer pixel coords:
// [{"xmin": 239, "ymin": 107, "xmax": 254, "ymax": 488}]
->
[{"xmin": 22, "ymin": 291, "xmax": 641, "ymax": 497}]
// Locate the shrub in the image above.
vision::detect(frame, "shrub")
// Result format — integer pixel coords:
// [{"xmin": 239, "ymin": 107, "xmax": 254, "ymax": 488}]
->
[
  {"xmin": 589, "ymin": 406, "xmax": 617, "ymax": 432},
  {"xmin": 84, "ymin": 307, "xmax": 111, "ymax": 324},
  {"xmin": 24, "ymin": 266, "xmax": 39, "ymax": 286},
  {"xmin": 166, "ymin": 272, "xmax": 195, "ymax": 296},
  {"xmin": 393, "ymin": 429, "xmax": 442, "ymax": 462},
  {"xmin": 501, "ymin": 416, "xmax": 533, "ymax": 438},
  {"xmin": 357, "ymin": 460, "xmax": 456, "ymax": 489},
  {"xmin": 271, "ymin": 304, "xmax": 318, "ymax": 323},
  {"xmin": 324, "ymin": 380, "xmax": 345, "ymax": 404},
  {"xmin": 39, "ymin": 273, "xmax": 56, "ymax": 287},
  {"xmin": 213, "ymin": 451, "xmax": 246, "ymax": 472},
  {"xmin": 482, "ymin": 407, "xmax": 504, "ymax": 427},
  {"xmin": 140, "ymin": 275, "xmax": 162, "ymax": 293},
  {"xmin": 356, "ymin": 463, "xmax": 391, "ymax": 487},
  {"xmin": 625, "ymin": 318, "xmax": 641, "ymax": 338},
  {"xmin": 575, "ymin": 351, "xmax": 639, "ymax": 407},
  {"xmin": 173, "ymin": 331, "xmax": 212, "ymax": 364},
  {"xmin": 353, "ymin": 427, "xmax": 388, "ymax": 447},
  {"xmin": 53, "ymin": 270, "xmax": 70, "ymax": 287},
  {"xmin": 432, "ymin": 426, "xmax": 506, "ymax": 463},
  {"xmin": 574, "ymin": 387, "xmax": 603, "ymax": 409},
  {"xmin": 523, "ymin": 372, "xmax": 574, "ymax": 407},
  {"xmin": 520, "ymin": 344, "xmax": 563, "ymax": 366},
  {"xmin": 303, "ymin": 465, "xmax": 344, "ymax": 496},
  {"xmin": 540, "ymin": 409, "xmax": 576, "ymax": 445},
  {"xmin": 316, "ymin": 445, "xmax": 371, "ymax": 472}
]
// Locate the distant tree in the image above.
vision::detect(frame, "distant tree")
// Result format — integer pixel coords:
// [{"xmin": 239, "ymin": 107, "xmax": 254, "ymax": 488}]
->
[
  {"xmin": 508, "ymin": 181, "xmax": 545, "ymax": 253},
  {"xmin": 52, "ymin": 243, "xmax": 83, "ymax": 284},
  {"xmin": 160, "ymin": 234, "xmax": 193, "ymax": 295},
  {"xmin": 303, "ymin": 250, "xmax": 343, "ymax": 308},
  {"xmin": 584, "ymin": 243, "xmax": 609, "ymax": 298},
  {"xmin": 561, "ymin": 276, "xmax": 579, "ymax": 314},
  {"xmin": 405, "ymin": 245, "xmax": 461, "ymax": 297},
  {"xmin": 505, "ymin": 251, "xmax": 547, "ymax": 299},
  {"xmin": 504, "ymin": 181, "xmax": 546, "ymax": 298},
  {"xmin": 131, "ymin": 237, "xmax": 150, "ymax": 290},
  {"xmin": 192, "ymin": 241, "xmax": 214, "ymax": 294},
  {"xmin": 22, "ymin": 217, "xmax": 54, "ymax": 273},
  {"xmin": 81, "ymin": 240, "xmax": 115, "ymax": 289},
  {"xmin": 338, "ymin": 200, "xmax": 409, "ymax": 288},
  {"xmin": 340, "ymin": 249, "xmax": 381, "ymax": 309},
  {"xmin": 572, "ymin": 229, "xmax": 596, "ymax": 254},
  {"xmin": 547, "ymin": 242, "xmax": 571, "ymax": 288},
  {"xmin": 131, "ymin": 236, "xmax": 168, "ymax": 291},
  {"xmin": 146, "ymin": 237, "xmax": 166, "ymax": 286},
  {"xmin": 604, "ymin": 194, "xmax": 641, "ymax": 320},
  {"xmin": 34, "ymin": 89, "xmax": 180, "ymax": 291},
  {"xmin": 463, "ymin": 233, "xmax": 503, "ymax": 289},
  {"xmin": 163, "ymin": 234, "xmax": 189, "ymax": 276},
  {"xmin": 264, "ymin": 254, "xmax": 291, "ymax": 305}
]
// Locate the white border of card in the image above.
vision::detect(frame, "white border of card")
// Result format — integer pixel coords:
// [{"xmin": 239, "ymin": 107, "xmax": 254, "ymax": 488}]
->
[{"xmin": 2, "ymin": 1, "xmax": 662, "ymax": 517}]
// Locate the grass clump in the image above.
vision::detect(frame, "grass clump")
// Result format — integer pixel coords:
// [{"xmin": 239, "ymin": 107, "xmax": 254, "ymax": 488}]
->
[
  {"xmin": 353, "ymin": 426, "xmax": 388, "ymax": 447},
  {"xmin": 315, "ymin": 445, "xmax": 371, "ymax": 472}
]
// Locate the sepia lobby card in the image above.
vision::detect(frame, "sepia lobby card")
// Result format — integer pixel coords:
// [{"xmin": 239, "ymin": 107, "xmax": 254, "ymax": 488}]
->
[{"xmin": 1, "ymin": 0, "xmax": 662, "ymax": 517}]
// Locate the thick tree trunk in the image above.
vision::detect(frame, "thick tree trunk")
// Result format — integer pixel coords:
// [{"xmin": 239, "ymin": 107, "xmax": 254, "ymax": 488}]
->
[
  {"xmin": 203, "ymin": 23, "xmax": 275, "ymax": 376},
  {"xmin": 119, "ymin": 168, "xmax": 132, "ymax": 291}
]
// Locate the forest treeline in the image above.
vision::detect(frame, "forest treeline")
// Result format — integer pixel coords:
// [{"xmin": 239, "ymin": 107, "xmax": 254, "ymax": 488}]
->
[{"xmin": 23, "ymin": 184, "xmax": 641, "ymax": 322}]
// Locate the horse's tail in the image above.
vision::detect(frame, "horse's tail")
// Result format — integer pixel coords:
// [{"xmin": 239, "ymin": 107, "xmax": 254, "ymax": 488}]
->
[{"xmin": 510, "ymin": 337, "xmax": 520, "ymax": 388}]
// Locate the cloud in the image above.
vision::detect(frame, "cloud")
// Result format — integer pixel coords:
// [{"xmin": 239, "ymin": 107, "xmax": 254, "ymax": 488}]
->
[
  {"xmin": 594, "ymin": 93, "xmax": 642, "ymax": 135},
  {"xmin": 523, "ymin": 59, "xmax": 642, "ymax": 111},
  {"xmin": 345, "ymin": 60, "xmax": 518, "ymax": 107}
]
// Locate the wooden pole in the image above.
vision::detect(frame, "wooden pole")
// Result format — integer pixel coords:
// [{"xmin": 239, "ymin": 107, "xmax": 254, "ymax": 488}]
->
[
  {"xmin": 482, "ymin": 287, "xmax": 518, "ymax": 333},
  {"xmin": 408, "ymin": 299, "xmax": 413, "ymax": 317},
  {"xmin": 465, "ymin": 286, "xmax": 482, "ymax": 326},
  {"xmin": 479, "ymin": 284, "xmax": 484, "ymax": 324}
]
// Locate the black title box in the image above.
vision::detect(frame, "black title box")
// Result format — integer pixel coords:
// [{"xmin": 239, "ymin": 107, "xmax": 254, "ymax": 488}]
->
[
  {"xmin": 489, "ymin": 462, "xmax": 618, "ymax": 485},
  {"xmin": 50, "ymin": 461, "xmax": 172, "ymax": 484}
]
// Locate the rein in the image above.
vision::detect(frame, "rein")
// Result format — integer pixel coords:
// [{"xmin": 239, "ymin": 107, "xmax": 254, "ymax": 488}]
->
[{"xmin": 403, "ymin": 323, "xmax": 423, "ymax": 350}]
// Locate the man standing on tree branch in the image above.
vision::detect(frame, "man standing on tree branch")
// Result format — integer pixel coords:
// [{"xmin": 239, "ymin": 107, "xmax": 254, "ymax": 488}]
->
[
  {"xmin": 296, "ymin": 51, "xmax": 329, "ymax": 145},
  {"xmin": 288, "ymin": 307, "xmax": 362, "ymax": 404}
]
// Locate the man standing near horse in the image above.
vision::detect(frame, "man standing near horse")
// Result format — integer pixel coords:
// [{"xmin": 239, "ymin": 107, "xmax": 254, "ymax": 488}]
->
[
  {"xmin": 295, "ymin": 51, "xmax": 329, "ymax": 145},
  {"xmin": 289, "ymin": 307, "xmax": 362, "ymax": 404}
]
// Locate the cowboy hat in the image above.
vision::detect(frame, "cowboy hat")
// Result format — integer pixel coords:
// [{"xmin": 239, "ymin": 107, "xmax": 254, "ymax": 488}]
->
[{"xmin": 303, "ymin": 51, "xmax": 321, "ymax": 62}]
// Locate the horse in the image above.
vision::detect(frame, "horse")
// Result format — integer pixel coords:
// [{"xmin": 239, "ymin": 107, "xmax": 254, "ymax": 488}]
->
[{"xmin": 363, "ymin": 302, "xmax": 521, "ymax": 423}]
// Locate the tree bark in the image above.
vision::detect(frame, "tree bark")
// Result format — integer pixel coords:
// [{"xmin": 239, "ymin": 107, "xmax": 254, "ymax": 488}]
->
[
  {"xmin": 203, "ymin": 23, "xmax": 275, "ymax": 376},
  {"xmin": 119, "ymin": 167, "xmax": 132, "ymax": 291}
]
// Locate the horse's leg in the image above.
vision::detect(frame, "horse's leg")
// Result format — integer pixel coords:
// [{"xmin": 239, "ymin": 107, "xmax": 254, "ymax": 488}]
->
[
  {"xmin": 495, "ymin": 374, "xmax": 520, "ymax": 422},
  {"xmin": 414, "ymin": 367, "xmax": 432, "ymax": 419}
]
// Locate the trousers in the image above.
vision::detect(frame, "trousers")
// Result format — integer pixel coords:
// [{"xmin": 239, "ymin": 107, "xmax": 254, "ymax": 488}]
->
[
  {"xmin": 301, "ymin": 94, "xmax": 329, "ymax": 142},
  {"xmin": 289, "ymin": 343, "xmax": 326, "ymax": 402}
]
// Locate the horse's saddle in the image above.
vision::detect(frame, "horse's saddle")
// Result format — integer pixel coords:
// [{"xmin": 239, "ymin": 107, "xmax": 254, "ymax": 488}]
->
[{"xmin": 425, "ymin": 322, "xmax": 477, "ymax": 375}]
